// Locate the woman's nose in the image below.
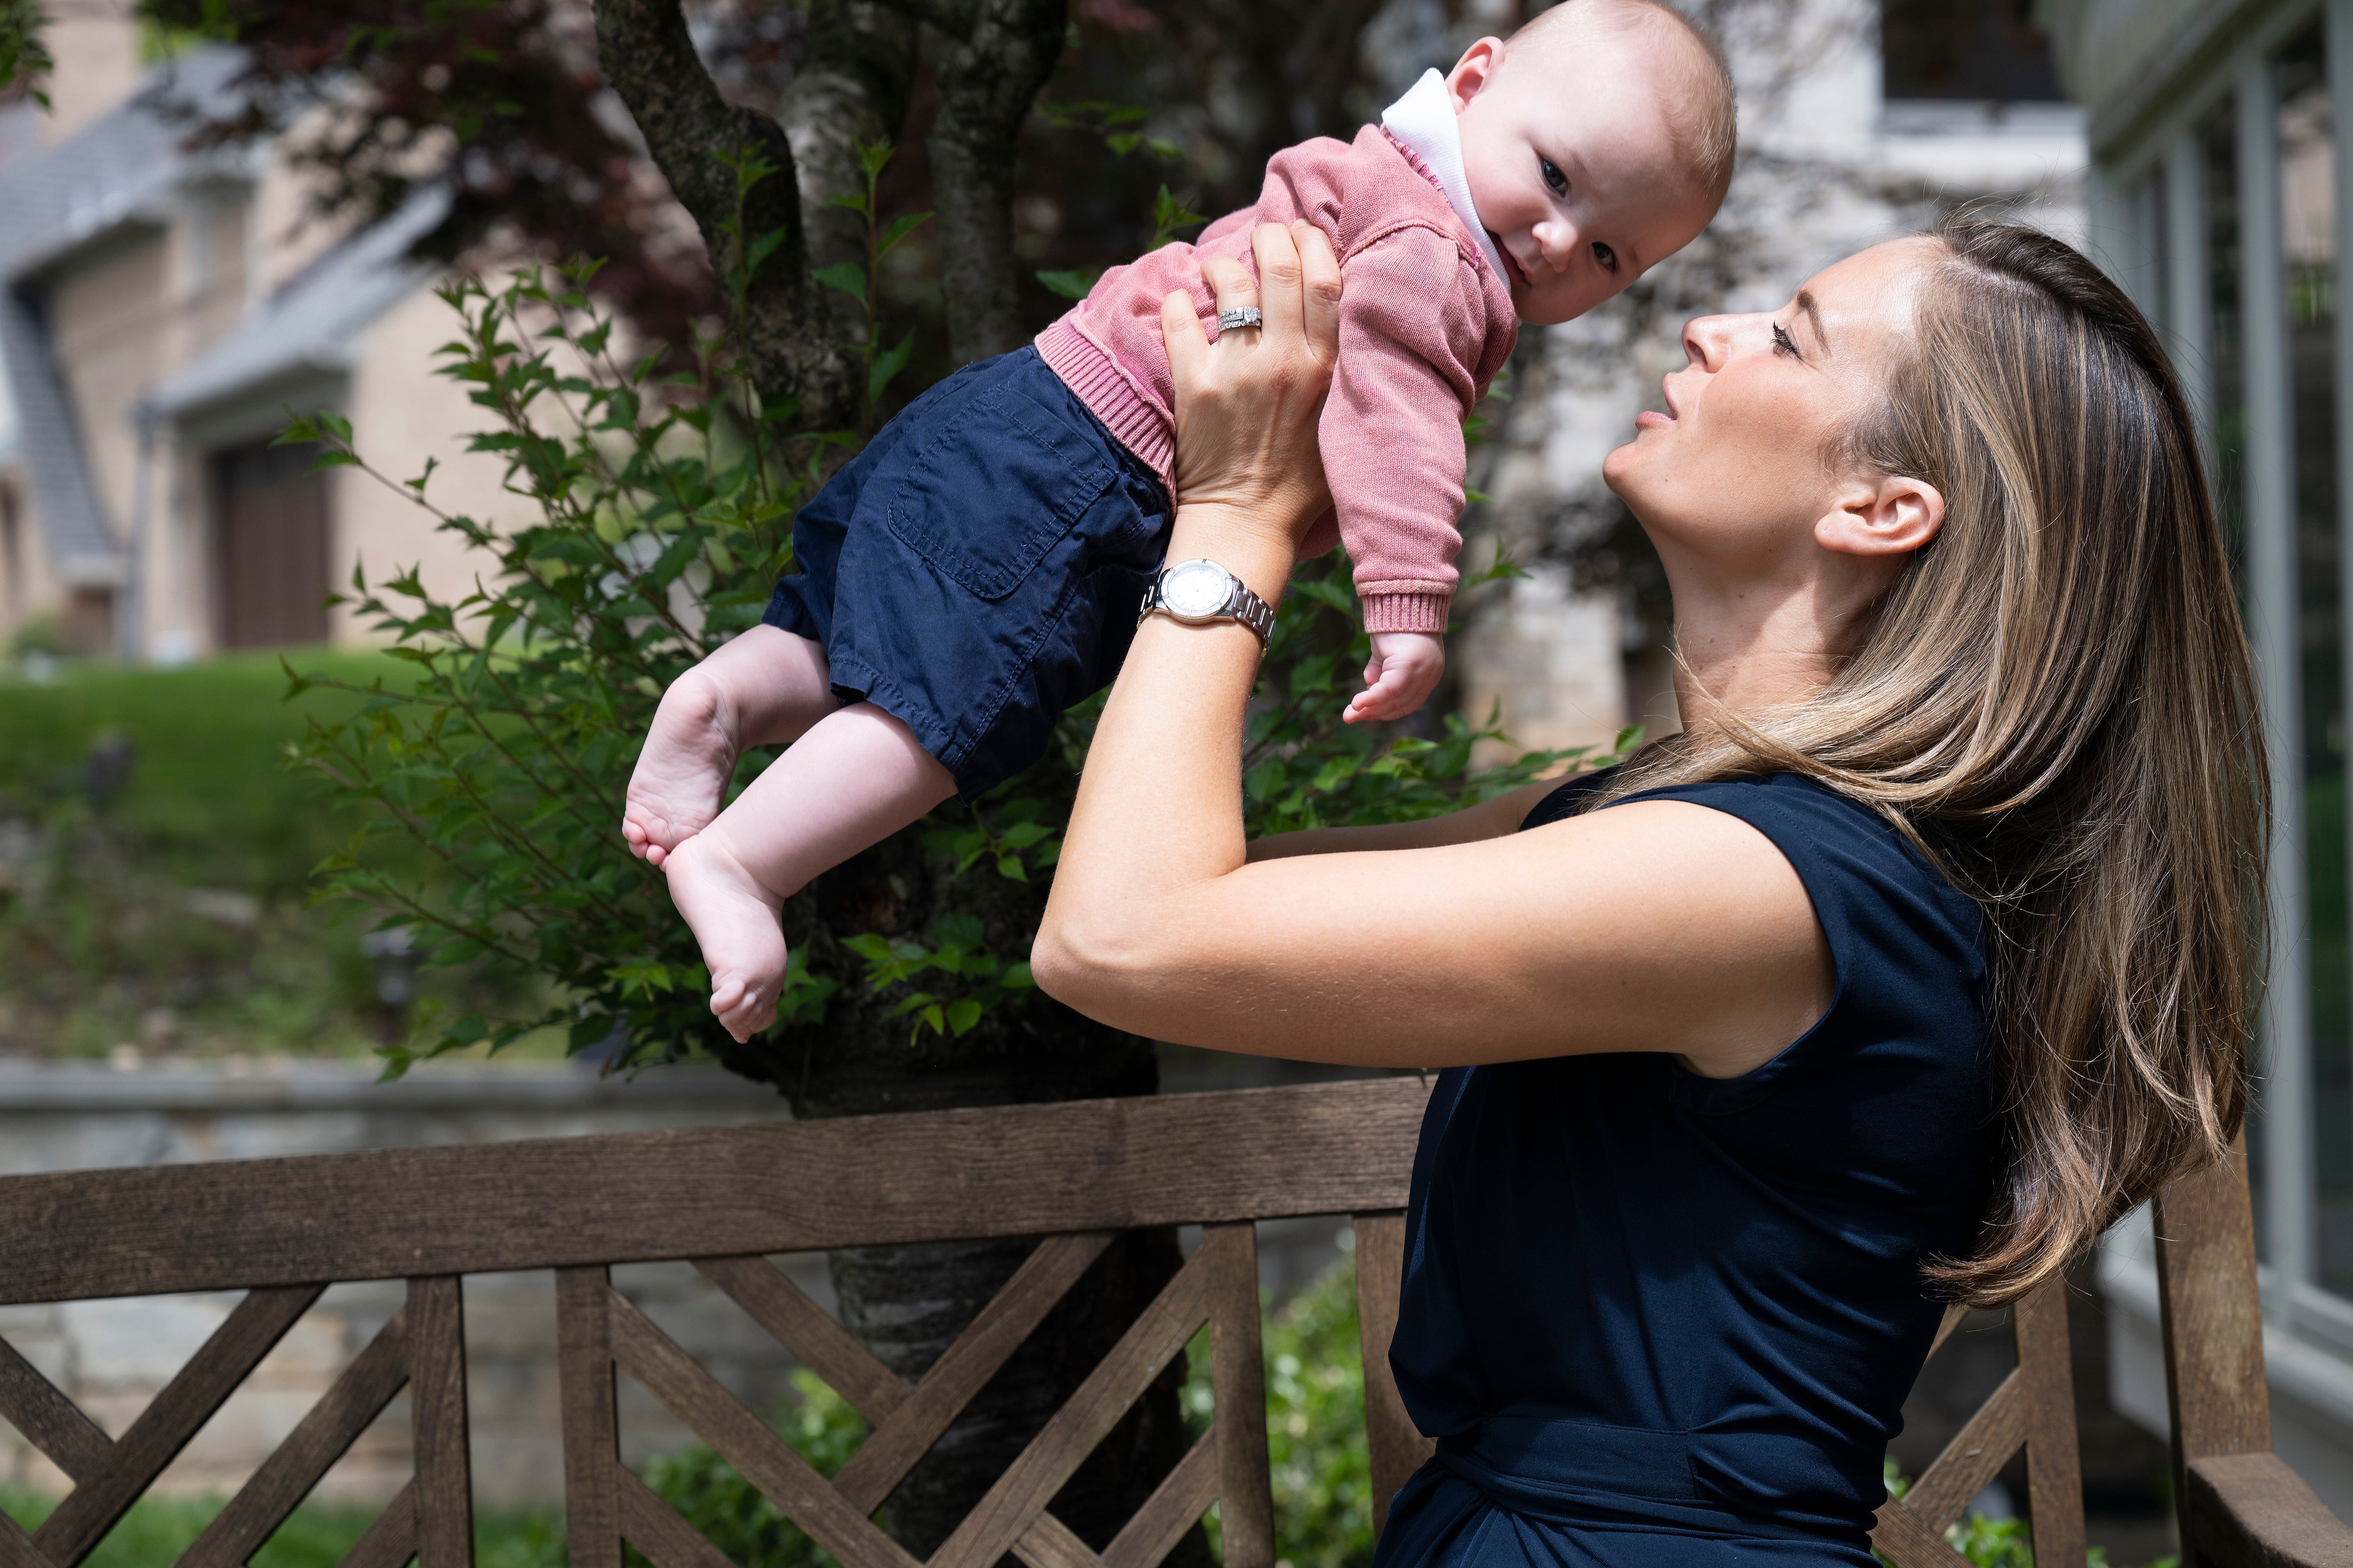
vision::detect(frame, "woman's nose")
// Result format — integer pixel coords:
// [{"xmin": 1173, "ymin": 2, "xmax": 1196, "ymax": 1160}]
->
[{"xmin": 1682, "ymin": 313, "xmax": 1736, "ymax": 369}]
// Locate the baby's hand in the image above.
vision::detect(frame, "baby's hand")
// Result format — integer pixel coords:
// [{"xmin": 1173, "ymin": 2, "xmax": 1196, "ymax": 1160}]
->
[{"xmin": 1345, "ymin": 631, "xmax": 1446, "ymax": 724}]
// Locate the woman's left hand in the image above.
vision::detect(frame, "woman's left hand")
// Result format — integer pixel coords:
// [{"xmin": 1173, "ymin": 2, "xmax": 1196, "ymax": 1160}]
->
[{"xmin": 1160, "ymin": 221, "xmax": 1344, "ymax": 552}]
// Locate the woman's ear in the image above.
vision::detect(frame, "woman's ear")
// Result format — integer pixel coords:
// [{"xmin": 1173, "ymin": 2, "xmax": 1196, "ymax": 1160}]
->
[
  {"xmin": 1447, "ymin": 37, "xmax": 1507, "ymax": 111},
  {"xmin": 1815, "ymin": 473, "xmax": 1945, "ymax": 559}
]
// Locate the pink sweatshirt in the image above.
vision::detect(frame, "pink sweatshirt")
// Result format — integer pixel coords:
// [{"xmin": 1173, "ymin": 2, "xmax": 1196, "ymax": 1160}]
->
[{"xmin": 1034, "ymin": 120, "xmax": 1519, "ymax": 635}]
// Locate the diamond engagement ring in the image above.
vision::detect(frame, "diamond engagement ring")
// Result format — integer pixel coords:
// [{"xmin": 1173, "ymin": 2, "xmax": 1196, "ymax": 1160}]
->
[{"xmin": 1216, "ymin": 306, "xmax": 1264, "ymax": 333}]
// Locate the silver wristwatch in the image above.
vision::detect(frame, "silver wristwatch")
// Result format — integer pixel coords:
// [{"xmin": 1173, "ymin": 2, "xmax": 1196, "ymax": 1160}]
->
[{"xmin": 1138, "ymin": 558, "xmax": 1276, "ymax": 647}]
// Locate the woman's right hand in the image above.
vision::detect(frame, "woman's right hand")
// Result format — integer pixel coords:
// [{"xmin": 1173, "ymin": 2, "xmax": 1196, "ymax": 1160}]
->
[{"xmin": 1160, "ymin": 221, "xmax": 1343, "ymax": 553}]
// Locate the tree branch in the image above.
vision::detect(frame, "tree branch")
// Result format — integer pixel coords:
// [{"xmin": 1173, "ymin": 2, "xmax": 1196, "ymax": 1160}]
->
[
  {"xmin": 592, "ymin": 0, "xmax": 858, "ymax": 426},
  {"xmin": 924, "ymin": 0, "xmax": 1066, "ymax": 364},
  {"xmin": 783, "ymin": 0, "xmax": 919, "ymax": 347}
]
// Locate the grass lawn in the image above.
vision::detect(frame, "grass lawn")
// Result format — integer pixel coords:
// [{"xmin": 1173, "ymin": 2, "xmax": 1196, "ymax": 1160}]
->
[
  {"xmin": 0, "ymin": 1489, "xmax": 563, "ymax": 1568},
  {"xmin": 0, "ymin": 649, "xmax": 559, "ymax": 1060},
  {"xmin": 0, "ymin": 650, "xmax": 396, "ymax": 895}
]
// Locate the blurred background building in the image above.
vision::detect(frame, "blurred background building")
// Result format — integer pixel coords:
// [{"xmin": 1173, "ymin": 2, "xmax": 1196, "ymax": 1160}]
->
[
  {"xmin": 0, "ymin": 19, "xmax": 503, "ymax": 663},
  {"xmin": 2043, "ymin": 0, "xmax": 2353, "ymax": 1526}
]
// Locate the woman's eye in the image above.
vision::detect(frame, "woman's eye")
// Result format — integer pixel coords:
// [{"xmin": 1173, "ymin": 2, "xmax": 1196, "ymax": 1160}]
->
[
  {"xmin": 1593, "ymin": 241, "xmax": 1617, "ymax": 272},
  {"xmin": 1539, "ymin": 156, "xmax": 1569, "ymax": 195},
  {"xmin": 1771, "ymin": 323, "xmax": 1800, "ymax": 357}
]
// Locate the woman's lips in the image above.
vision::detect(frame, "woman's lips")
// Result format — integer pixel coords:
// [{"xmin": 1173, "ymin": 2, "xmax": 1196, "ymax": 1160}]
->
[{"xmin": 1634, "ymin": 376, "xmax": 1681, "ymax": 428}]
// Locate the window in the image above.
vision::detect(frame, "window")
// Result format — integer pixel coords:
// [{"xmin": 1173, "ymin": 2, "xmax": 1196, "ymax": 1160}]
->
[
  {"xmin": 1879, "ymin": 0, "xmax": 2067, "ymax": 104},
  {"xmin": 2274, "ymin": 19, "xmax": 2353, "ymax": 1298}
]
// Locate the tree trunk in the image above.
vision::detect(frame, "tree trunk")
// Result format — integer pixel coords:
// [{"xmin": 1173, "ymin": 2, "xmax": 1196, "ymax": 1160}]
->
[
  {"xmin": 783, "ymin": 0, "xmax": 919, "ymax": 346},
  {"xmin": 594, "ymin": 0, "xmax": 862, "ymax": 425},
  {"xmin": 924, "ymin": 0, "xmax": 1069, "ymax": 364}
]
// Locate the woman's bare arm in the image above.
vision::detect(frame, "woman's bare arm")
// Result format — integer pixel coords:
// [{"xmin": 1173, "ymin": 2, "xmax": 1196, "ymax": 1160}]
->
[
  {"xmin": 1243, "ymin": 778, "xmax": 1556, "ymax": 861},
  {"xmin": 1032, "ymin": 224, "xmax": 1830, "ymax": 1077}
]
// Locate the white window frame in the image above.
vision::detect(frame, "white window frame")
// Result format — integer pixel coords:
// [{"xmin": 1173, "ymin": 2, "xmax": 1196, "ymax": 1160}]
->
[{"xmin": 2087, "ymin": 0, "xmax": 2353, "ymax": 1334}]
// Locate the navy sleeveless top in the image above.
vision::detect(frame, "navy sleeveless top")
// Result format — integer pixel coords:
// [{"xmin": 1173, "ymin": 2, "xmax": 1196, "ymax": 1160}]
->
[{"xmin": 1372, "ymin": 772, "xmax": 1993, "ymax": 1568}]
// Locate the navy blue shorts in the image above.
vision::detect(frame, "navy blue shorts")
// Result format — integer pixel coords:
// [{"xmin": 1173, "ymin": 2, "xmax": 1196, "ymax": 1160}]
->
[{"xmin": 761, "ymin": 347, "xmax": 1172, "ymax": 800}]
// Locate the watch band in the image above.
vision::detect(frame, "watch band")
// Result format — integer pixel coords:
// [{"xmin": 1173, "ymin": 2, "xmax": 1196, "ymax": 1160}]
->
[{"xmin": 1139, "ymin": 562, "xmax": 1276, "ymax": 648}]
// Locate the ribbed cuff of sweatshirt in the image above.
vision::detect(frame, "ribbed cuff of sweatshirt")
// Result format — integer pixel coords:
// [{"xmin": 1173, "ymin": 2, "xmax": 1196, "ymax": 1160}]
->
[{"xmin": 1361, "ymin": 591, "xmax": 1452, "ymax": 634}]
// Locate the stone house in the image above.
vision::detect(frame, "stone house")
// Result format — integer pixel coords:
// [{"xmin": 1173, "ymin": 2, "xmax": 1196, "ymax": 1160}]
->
[{"xmin": 0, "ymin": 13, "xmax": 504, "ymax": 662}]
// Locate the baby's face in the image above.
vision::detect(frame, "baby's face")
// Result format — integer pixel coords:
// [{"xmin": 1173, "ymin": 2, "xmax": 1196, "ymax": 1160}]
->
[{"xmin": 1448, "ymin": 31, "xmax": 1718, "ymax": 326}]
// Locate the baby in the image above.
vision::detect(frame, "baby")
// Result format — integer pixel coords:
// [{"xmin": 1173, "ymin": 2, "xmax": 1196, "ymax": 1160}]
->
[{"xmin": 625, "ymin": 0, "xmax": 1735, "ymax": 1040}]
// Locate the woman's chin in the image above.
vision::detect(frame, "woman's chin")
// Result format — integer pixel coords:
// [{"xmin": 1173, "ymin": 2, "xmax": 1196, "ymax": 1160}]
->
[{"xmin": 1600, "ymin": 438, "xmax": 1646, "ymax": 493}]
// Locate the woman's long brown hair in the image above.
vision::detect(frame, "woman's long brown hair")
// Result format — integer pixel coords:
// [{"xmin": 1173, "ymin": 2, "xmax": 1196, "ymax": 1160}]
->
[{"xmin": 1597, "ymin": 219, "xmax": 2269, "ymax": 1306}]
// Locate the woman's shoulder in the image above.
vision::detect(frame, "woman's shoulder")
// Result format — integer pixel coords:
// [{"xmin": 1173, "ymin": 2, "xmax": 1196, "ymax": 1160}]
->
[{"xmin": 1527, "ymin": 766, "xmax": 1987, "ymax": 986}]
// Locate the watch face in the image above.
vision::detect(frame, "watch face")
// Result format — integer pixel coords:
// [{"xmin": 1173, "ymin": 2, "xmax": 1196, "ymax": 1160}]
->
[{"xmin": 1161, "ymin": 559, "xmax": 1232, "ymax": 618}]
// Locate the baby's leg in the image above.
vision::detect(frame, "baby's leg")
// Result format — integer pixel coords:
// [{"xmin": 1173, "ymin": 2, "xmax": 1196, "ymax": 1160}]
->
[
  {"xmin": 624, "ymin": 625, "xmax": 837, "ymax": 865},
  {"xmin": 660, "ymin": 702, "xmax": 956, "ymax": 1041}
]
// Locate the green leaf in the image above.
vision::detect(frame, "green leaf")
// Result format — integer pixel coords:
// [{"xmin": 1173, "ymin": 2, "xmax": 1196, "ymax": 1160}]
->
[
  {"xmin": 1105, "ymin": 132, "xmax": 1141, "ymax": 157},
  {"xmin": 1036, "ymin": 268, "xmax": 1102, "ymax": 300},
  {"xmin": 945, "ymin": 998, "xmax": 983, "ymax": 1035},
  {"xmin": 812, "ymin": 262, "xmax": 869, "ymax": 301},
  {"xmin": 1149, "ymin": 185, "xmax": 1209, "ymax": 250},
  {"xmin": 931, "ymin": 912, "xmax": 985, "ymax": 948},
  {"xmin": 996, "ymin": 855, "xmax": 1027, "ymax": 881},
  {"xmin": 744, "ymin": 227, "xmax": 789, "ymax": 284},
  {"xmin": 868, "ymin": 330, "xmax": 916, "ymax": 405},
  {"xmin": 877, "ymin": 212, "xmax": 933, "ymax": 257}
]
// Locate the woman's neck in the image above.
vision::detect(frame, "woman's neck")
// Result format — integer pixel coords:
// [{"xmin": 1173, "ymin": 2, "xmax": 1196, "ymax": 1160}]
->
[{"xmin": 1665, "ymin": 578, "xmax": 1865, "ymax": 741}]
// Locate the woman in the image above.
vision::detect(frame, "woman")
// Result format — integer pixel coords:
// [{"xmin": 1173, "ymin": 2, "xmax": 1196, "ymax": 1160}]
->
[{"xmin": 1033, "ymin": 216, "xmax": 2264, "ymax": 1568}]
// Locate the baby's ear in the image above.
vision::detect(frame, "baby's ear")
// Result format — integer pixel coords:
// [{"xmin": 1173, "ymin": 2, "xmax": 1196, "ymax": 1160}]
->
[{"xmin": 1446, "ymin": 36, "xmax": 1507, "ymax": 110}]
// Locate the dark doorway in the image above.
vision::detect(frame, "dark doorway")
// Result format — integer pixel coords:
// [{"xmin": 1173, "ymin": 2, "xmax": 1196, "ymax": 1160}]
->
[
  {"xmin": 213, "ymin": 439, "xmax": 330, "ymax": 649},
  {"xmin": 1, "ymin": 484, "xmax": 20, "ymax": 629}
]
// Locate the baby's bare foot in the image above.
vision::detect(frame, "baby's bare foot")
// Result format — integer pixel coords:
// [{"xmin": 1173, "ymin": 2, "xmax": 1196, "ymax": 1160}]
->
[
  {"xmin": 662, "ymin": 831, "xmax": 788, "ymax": 1042},
  {"xmin": 625, "ymin": 667, "xmax": 741, "ymax": 865}
]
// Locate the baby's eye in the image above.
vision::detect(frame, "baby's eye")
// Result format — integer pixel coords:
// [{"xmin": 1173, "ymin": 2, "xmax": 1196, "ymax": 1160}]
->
[
  {"xmin": 1539, "ymin": 156, "xmax": 1569, "ymax": 195},
  {"xmin": 1592, "ymin": 241, "xmax": 1617, "ymax": 272}
]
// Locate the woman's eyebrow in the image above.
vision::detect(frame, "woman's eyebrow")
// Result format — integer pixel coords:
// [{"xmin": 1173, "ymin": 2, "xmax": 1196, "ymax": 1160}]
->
[{"xmin": 1794, "ymin": 290, "xmax": 1829, "ymax": 353}]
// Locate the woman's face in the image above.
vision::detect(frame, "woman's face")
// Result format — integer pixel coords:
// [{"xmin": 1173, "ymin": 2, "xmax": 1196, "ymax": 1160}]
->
[{"xmin": 1601, "ymin": 238, "xmax": 1938, "ymax": 580}]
